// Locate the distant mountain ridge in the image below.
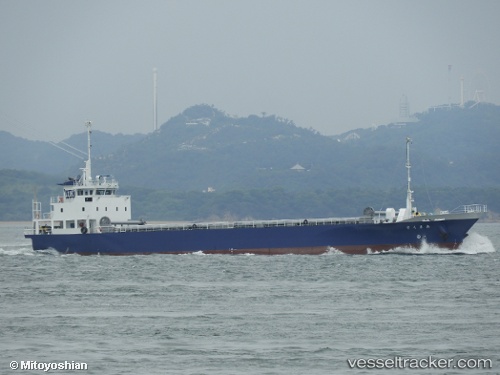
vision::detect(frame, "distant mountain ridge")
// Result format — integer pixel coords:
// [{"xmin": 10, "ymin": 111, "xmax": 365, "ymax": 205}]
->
[
  {"xmin": 0, "ymin": 130, "xmax": 145, "ymax": 175},
  {"xmin": 1, "ymin": 102, "xmax": 499, "ymax": 192},
  {"xmin": 93, "ymin": 102, "xmax": 500, "ymax": 191},
  {"xmin": 1, "ymin": 102, "xmax": 500, "ymax": 221}
]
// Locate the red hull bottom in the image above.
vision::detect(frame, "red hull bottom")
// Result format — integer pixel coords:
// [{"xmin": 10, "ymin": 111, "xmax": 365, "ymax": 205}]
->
[{"xmin": 95, "ymin": 242, "xmax": 462, "ymax": 256}]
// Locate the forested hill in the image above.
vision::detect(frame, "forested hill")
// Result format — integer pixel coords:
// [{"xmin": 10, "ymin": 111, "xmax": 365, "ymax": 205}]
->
[
  {"xmin": 334, "ymin": 103, "xmax": 500, "ymax": 189},
  {"xmin": 0, "ymin": 130, "xmax": 144, "ymax": 174},
  {"xmin": 1, "ymin": 102, "xmax": 500, "ymax": 192},
  {"xmin": 0, "ymin": 103, "xmax": 500, "ymax": 191},
  {"xmin": 93, "ymin": 102, "xmax": 500, "ymax": 191},
  {"xmin": 1, "ymin": 102, "xmax": 499, "ymax": 221}
]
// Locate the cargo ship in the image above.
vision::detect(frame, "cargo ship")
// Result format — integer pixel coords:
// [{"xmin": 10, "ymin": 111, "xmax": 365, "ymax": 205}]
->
[{"xmin": 25, "ymin": 122, "xmax": 486, "ymax": 255}]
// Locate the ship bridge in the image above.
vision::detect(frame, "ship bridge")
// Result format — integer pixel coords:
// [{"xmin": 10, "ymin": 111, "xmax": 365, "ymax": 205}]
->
[{"xmin": 26, "ymin": 122, "xmax": 132, "ymax": 236}]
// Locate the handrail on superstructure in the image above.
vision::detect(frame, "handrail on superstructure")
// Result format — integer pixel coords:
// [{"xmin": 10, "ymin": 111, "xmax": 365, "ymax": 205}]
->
[{"xmin": 450, "ymin": 204, "xmax": 488, "ymax": 214}]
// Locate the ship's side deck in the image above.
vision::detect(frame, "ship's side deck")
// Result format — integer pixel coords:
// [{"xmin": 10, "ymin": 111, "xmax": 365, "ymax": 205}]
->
[
  {"xmin": 100, "ymin": 216, "xmax": 376, "ymax": 233},
  {"xmin": 24, "ymin": 204, "xmax": 486, "ymax": 236},
  {"xmin": 99, "ymin": 204, "xmax": 487, "ymax": 234}
]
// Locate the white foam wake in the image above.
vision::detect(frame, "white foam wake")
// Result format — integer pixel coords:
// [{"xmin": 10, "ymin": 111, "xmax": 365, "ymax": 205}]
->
[
  {"xmin": 0, "ymin": 246, "xmax": 37, "ymax": 256},
  {"xmin": 324, "ymin": 232, "xmax": 496, "ymax": 256},
  {"xmin": 376, "ymin": 231, "xmax": 495, "ymax": 255},
  {"xmin": 0, "ymin": 246, "xmax": 64, "ymax": 256}
]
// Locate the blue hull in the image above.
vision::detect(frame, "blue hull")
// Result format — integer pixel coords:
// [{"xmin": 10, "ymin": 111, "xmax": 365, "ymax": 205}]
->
[{"xmin": 25, "ymin": 217, "xmax": 478, "ymax": 255}]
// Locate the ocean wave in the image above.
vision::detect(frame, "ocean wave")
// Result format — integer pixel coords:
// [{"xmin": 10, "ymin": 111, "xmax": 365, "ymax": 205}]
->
[
  {"xmin": 374, "ymin": 231, "xmax": 495, "ymax": 255},
  {"xmin": 0, "ymin": 246, "xmax": 63, "ymax": 256},
  {"xmin": 320, "ymin": 231, "xmax": 496, "ymax": 256},
  {"xmin": 0, "ymin": 246, "xmax": 37, "ymax": 256},
  {"xmin": 323, "ymin": 247, "xmax": 345, "ymax": 255}
]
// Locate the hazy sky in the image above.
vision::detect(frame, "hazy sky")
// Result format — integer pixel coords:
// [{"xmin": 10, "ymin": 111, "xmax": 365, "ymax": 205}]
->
[{"xmin": 1, "ymin": 0, "xmax": 499, "ymax": 141}]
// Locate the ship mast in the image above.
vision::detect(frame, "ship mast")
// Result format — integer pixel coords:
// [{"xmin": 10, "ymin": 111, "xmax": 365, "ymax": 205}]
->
[
  {"xmin": 82, "ymin": 121, "xmax": 92, "ymax": 183},
  {"xmin": 405, "ymin": 137, "xmax": 413, "ymax": 217}
]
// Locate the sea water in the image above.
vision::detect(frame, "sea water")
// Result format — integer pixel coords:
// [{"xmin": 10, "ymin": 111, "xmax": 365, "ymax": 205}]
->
[{"xmin": 0, "ymin": 222, "xmax": 498, "ymax": 374}]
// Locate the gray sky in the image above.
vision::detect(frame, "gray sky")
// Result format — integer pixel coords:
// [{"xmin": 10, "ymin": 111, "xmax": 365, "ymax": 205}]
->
[{"xmin": 1, "ymin": 0, "xmax": 499, "ymax": 141}]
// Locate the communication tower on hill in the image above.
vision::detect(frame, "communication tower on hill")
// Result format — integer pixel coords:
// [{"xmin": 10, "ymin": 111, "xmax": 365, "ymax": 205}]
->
[
  {"xmin": 460, "ymin": 76, "xmax": 465, "ymax": 107},
  {"xmin": 399, "ymin": 94, "xmax": 410, "ymax": 118},
  {"xmin": 153, "ymin": 68, "xmax": 158, "ymax": 132},
  {"xmin": 448, "ymin": 64, "xmax": 452, "ymax": 107}
]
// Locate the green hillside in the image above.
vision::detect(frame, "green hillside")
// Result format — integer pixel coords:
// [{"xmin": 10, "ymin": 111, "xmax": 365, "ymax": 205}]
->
[
  {"xmin": 2, "ymin": 168, "xmax": 499, "ymax": 221},
  {"xmin": 93, "ymin": 103, "xmax": 500, "ymax": 191},
  {"xmin": 1, "ymin": 102, "xmax": 499, "ymax": 221}
]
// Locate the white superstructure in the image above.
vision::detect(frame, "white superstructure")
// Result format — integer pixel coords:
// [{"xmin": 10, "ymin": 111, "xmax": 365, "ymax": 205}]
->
[{"xmin": 29, "ymin": 122, "xmax": 132, "ymax": 235}]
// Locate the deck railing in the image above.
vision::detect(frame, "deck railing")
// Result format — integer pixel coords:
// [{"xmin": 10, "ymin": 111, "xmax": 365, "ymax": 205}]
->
[
  {"xmin": 450, "ymin": 204, "xmax": 488, "ymax": 214},
  {"xmin": 100, "ymin": 216, "xmax": 374, "ymax": 233}
]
